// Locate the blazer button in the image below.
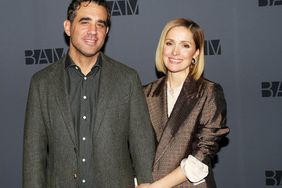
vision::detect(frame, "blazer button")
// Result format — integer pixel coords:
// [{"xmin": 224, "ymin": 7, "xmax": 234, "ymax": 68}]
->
[{"xmin": 73, "ymin": 173, "xmax": 78, "ymax": 179}]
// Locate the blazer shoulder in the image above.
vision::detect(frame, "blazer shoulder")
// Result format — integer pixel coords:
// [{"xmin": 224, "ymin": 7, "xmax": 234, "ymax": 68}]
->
[
  {"xmin": 199, "ymin": 78, "xmax": 226, "ymax": 107},
  {"xmin": 143, "ymin": 77, "xmax": 166, "ymax": 97},
  {"xmin": 31, "ymin": 57, "xmax": 66, "ymax": 82},
  {"xmin": 101, "ymin": 53, "xmax": 137, "ymax": 76},
  {"xmin": 200, "ymin": 78, "xmax": 224, "ymax": 94}
]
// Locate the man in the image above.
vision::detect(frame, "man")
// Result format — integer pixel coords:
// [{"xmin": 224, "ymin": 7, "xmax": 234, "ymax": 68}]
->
[{"xmin": 23, "ymin": 0, "xmax": 155, "ymax": 187}]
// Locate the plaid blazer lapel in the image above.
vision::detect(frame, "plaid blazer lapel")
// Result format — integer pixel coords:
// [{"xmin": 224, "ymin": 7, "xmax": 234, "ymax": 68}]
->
[{"xmin": 153, "ymin": 76, "xmax": 201, "ymax": 166}]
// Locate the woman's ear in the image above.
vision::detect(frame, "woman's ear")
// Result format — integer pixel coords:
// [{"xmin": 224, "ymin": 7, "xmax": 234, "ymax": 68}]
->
[{"xmin": 193, "ymin": 49, "xmax": 200, "ymax": 59}]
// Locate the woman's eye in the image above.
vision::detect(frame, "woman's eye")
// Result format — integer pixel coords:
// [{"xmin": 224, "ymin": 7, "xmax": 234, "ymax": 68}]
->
[{"xmin": 165, "ymin": 41, "xmax": 172, "ymax": 46}]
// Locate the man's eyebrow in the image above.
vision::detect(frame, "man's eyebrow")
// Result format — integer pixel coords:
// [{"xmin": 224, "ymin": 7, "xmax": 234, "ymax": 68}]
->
[
  {"xmin": 78, "ymin": 17, "xmax": 91, "ymax": 22},
  {"xmin": 97, "ymin": 19, "xmax": 107, "ymax": 25},
  {"xmin": 78, "ymin": 17, "xmax": 106, "ymax": 26}
]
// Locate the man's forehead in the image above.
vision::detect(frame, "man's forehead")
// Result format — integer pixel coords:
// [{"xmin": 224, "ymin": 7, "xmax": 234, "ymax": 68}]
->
[
  {"xmin": 75, "ymin": 2, "xmax": 107, "ymax": 17},
  {"xmin": 77, "ymin": 2, "xmax": 106, "ymax": 12}
]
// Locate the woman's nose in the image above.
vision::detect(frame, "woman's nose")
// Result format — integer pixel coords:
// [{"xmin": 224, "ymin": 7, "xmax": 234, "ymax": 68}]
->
[{"xmin": 172, "ymin": 46, "xmax": 179, "ymax": 55}]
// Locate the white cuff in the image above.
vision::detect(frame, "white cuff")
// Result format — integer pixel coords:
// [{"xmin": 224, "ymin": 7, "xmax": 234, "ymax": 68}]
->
[{"xmin": 180, "ymin": 155, "xmax": 209, "ymax": 183}]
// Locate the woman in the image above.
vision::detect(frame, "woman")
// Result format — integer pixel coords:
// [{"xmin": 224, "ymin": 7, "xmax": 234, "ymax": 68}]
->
[{"xmin": 138, "ymin": 18, "xmax": 229, "ymax": 188}]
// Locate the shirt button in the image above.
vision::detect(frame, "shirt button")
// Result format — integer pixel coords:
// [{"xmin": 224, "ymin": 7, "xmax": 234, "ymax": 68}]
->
[
  {"xmin": 83, "ymin": 96, "xmax": 87, "ymax": 100},
  {"xmin": 73, "ymin": 173, "xmax": 78, "ymax": 179},
  {"xmin": 82, "ymin": 158, "xmax": 86, "ymax": 162},
  {"xmin": 82, "ymin": 116, "xmax": 86, "ymax": 120},
  {"xmin": 84, "ymin": 77, "xmax": 87, "ymax": 80},
  {"xmin": 75, "ymin": 66, "xmax": 79, "ymax": 70},
  {"xmin": 82, "ymin": 179, "xmax": 86, "ymax": 183},
  {"xmin": 82, "ymin": 137, "xmax": 86, "ymax": 141}
]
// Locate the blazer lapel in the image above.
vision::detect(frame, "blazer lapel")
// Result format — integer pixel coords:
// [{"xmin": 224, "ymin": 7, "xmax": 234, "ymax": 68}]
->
[
  {"xmin": 92, "ymin": 54, "xmax": 115, "ymax": 138},
  {"xmin": 146, "ymin": 77, "xmax": 168, "ymax": 142},
  {"xmin": 150, "ymin": 78, "xmax": 173, "ymax": 165},
  {"xmin": 51, "ymin": 57, "xmax": 77, "ymax": 147},
  {"xmin": 154, "ymin": 76, "xmax": 201, "ymax": 165}
]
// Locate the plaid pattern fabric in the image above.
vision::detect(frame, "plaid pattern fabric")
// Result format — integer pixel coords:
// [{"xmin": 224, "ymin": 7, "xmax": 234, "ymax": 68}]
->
[{"xmin": 144, "ymin": 76, "xmax": 229, "ymax": 188}]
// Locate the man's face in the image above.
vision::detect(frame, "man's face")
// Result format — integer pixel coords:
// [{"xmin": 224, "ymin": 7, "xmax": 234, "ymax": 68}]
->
[{"xmin": 64, "ymin": 2, "xmax": 109, "ymax": 59}]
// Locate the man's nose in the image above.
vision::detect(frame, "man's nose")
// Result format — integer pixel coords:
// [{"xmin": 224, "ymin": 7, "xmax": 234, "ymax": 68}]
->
[{"xmin": 88, "ymin": 24, "xmax": 97, "ymax": 34}]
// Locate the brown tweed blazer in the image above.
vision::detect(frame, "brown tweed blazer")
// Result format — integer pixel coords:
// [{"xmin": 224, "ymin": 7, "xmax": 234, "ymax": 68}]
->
[{"xmin": 144, "ymin": 75, "xmax": 229, "ymax": 188}]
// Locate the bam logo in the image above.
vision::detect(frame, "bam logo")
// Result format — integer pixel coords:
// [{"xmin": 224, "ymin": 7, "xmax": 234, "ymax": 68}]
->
[
  {"xmin": 25, "ymin": 48, "xmax": 66, "ymax": 65},
  {"xmin": 258, "ymin": 0, "xmax": 282, "ymax": 6},
  {"xmin": 106, "ymin": 0, "xmax": 139, "ymax": 16},
  {"xmin": 204, "ymin": 40, "xmax": 221, "ymax": 55},
  {"xmin": 261, "ymin": 81, "xmax": 282, "ymax": 97},
  {"xmin": 265, "ymin": 170, "xmax": 282, "ymax": 186}
]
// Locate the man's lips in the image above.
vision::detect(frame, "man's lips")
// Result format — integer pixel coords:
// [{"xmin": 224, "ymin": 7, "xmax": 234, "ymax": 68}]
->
[{"xmin": 84, "ymin": 37, "xmax": 98, "ymax": 45}]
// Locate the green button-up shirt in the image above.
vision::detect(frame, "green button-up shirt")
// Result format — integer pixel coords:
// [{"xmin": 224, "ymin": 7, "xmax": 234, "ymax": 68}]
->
[{"xmin": 65, "ymin": 53, "xmax": 102, "ymax": 187}]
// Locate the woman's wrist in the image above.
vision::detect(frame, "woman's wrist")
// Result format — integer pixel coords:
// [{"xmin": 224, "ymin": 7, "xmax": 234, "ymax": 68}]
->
[{"xmin": 151, "ymin": 179, "xmax": 168, "ymax": 188}]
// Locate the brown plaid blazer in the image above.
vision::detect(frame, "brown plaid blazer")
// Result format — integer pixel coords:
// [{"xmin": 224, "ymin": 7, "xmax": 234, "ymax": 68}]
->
[{"xmin": 144, "ymin": 75, "xmax": 229, "ymax": 188}]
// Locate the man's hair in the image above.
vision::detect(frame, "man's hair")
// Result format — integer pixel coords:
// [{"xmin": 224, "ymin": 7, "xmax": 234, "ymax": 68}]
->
[{"xmin": 67, "ymin": 0, "xmax": 111, "ymax": 27}]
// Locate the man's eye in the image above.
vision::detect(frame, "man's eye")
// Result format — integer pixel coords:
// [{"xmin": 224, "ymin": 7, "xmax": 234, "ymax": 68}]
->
[{"xmin": 97, "ymin": 23, "xmax": 105, "ymax": 28}]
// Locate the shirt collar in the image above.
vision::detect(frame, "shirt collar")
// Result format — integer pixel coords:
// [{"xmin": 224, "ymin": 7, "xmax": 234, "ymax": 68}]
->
[{"xmin": 65, "ymin": 53, "xmax": 103, "ymax": 70}]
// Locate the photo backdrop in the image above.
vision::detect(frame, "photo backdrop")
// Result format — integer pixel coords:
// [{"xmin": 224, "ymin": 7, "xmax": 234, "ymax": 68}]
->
[{"xmin": 0, "ymin": 0, "xmax": 281, "ymax": 187}]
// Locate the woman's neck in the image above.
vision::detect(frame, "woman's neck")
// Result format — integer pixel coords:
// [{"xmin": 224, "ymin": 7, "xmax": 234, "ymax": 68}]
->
[{"xmin": 167, "ymin": 71, "xmax": 188, "ymax": 89}]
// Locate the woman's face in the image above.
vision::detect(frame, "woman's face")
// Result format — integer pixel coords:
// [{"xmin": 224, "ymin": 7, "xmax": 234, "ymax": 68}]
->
[{"xmin": 163, "ymin": 26, "xmax": 199, "ymax": 75}]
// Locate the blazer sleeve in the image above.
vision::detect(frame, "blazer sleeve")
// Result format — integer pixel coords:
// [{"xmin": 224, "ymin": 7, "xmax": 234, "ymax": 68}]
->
[
  {"xmin": 128, "ymin": 72, "xmax": 156, "ymax": 184},
  {"xmin": 192, "ymin": 83, "xmax": 229, "ymax": 164},
  {"xmin": 23, "ymin": 76, "xmax": 47, "ymax": 188}
]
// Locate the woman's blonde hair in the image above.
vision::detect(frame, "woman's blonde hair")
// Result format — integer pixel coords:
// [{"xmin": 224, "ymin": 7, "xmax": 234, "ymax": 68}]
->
[{"xmin": 155, "ymin": 18, "xmax": 205, "ymax": 80}]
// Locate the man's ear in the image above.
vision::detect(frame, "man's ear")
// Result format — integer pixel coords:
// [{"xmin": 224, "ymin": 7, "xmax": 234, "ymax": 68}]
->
[{"xmin": 64, "ymin": 20, "xmax": 71, "ymax": 36}]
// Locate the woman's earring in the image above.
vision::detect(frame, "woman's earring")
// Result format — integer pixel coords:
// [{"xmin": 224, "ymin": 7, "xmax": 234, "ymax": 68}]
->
[{"xmin": 191, "ymin": 58, "xmax": 197, "ymax": 65}]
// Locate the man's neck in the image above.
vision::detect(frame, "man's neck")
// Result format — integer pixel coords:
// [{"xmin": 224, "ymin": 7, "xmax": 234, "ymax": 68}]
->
[{"xmin": 69, "ymin": 51, "xmax": 100, "ymax": 76}]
